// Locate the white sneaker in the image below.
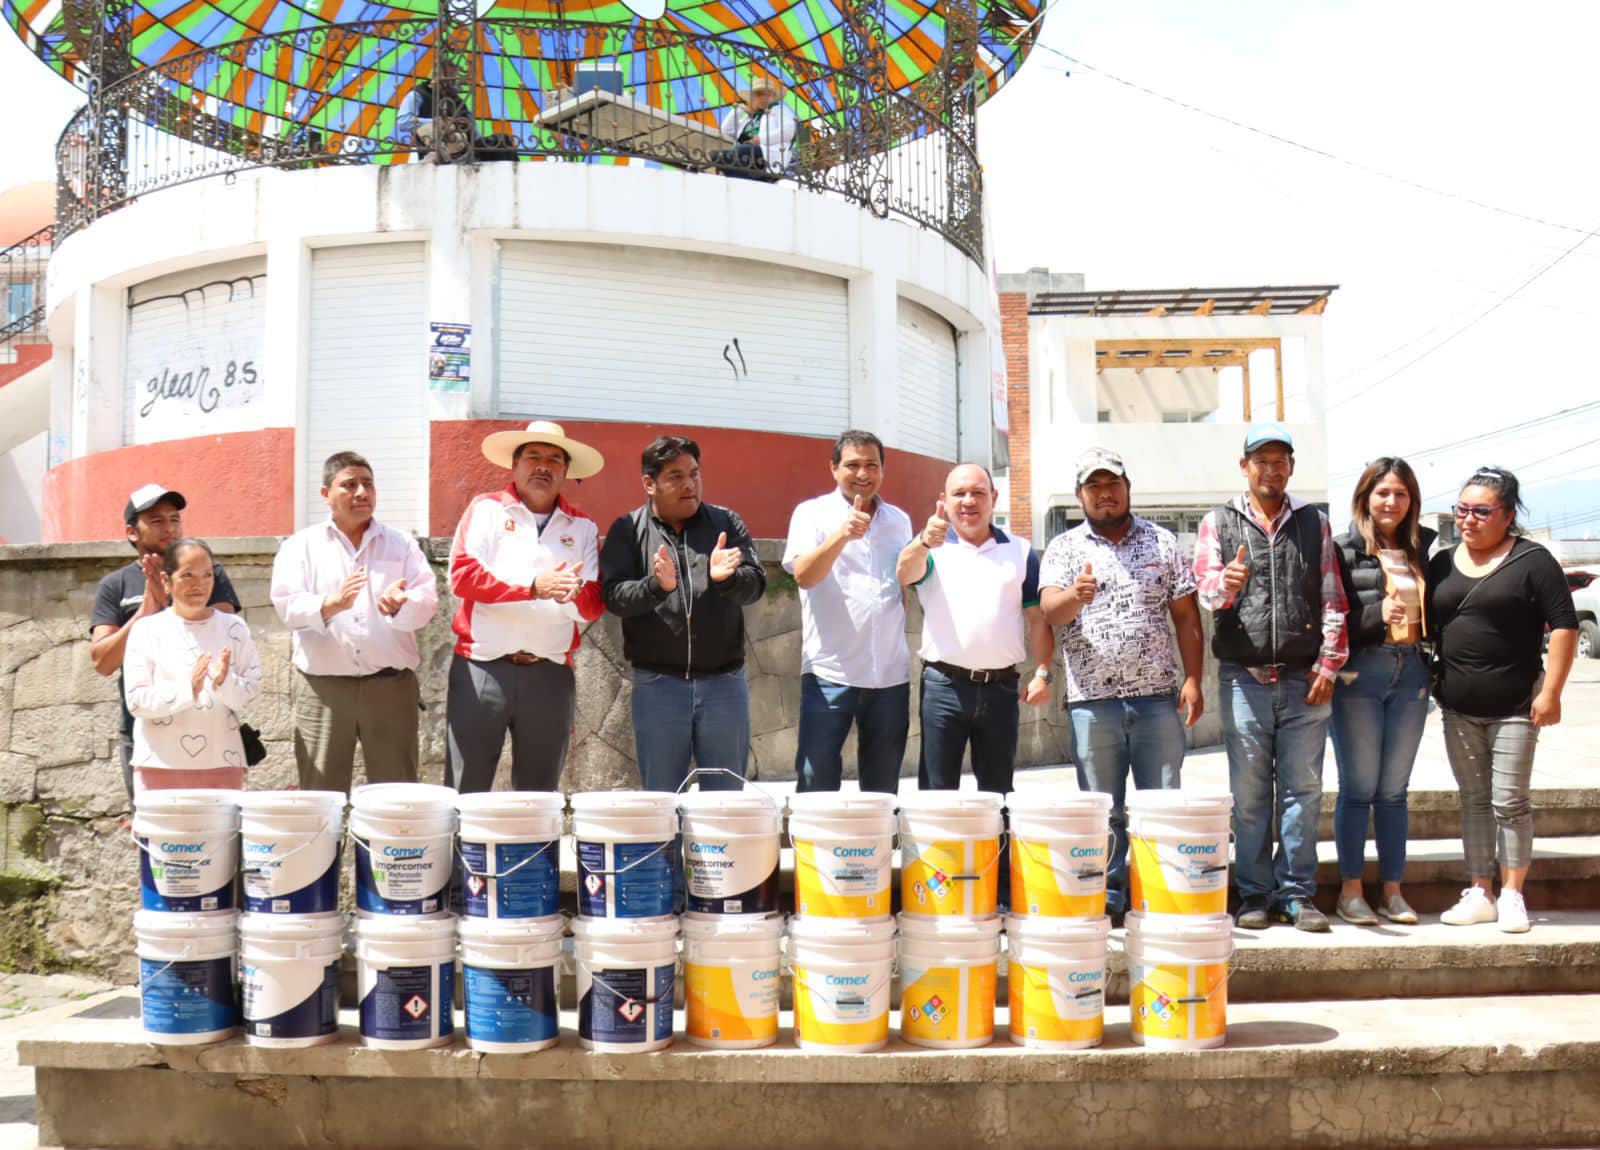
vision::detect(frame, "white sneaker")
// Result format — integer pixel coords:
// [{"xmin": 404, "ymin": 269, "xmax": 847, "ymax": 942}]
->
[
  {"xmin": 1497, "ymin": 888, "xmax": 1530, "ymax": 933},
  {"xmin": 1440, "ymin": 887, "xmax": 1497, "ymax": 926}
]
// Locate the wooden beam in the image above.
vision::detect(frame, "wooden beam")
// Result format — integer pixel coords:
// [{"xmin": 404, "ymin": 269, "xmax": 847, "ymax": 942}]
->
[
  {"xmin": 1146, "ymin": 304, "xmax": 1169, "ymax": 317},
  {"xmin": 1248, "ymin": 300, "xmax": 1273, "ymax": 316},
  {"xmin": 1275, "ymin": 345, "xmax": 1285, "ymax": 420},
  {"xmin": 1194, "ymin": 299, "xmax": 1215, "ymax": 316},
  {"xmin": 1097, "ymin": 352, "xmax": 1251, "ymax": 371},
  {"xmin": 1241, "ymin": 358, "xmax": 1252, "ymax": 422},
  {"xmin": 1298, "ymin": 298, "xmax": 1328, "ymax": 315}
]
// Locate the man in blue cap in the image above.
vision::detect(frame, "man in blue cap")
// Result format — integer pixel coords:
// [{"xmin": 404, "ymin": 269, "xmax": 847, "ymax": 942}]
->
[{"xmin": 1192, "ymin": 423, "xmax": 1348, "ymax": 931}]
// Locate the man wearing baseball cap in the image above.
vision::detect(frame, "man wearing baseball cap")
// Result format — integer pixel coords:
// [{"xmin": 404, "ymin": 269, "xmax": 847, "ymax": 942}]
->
[
  {"xmin": 1039, "ymin": 447, "xmax": 1205, "ymax": 918},
  {"xmin": 1192, "ymin": 422, "xmax": 1348, "ymax": 932},
  {"xmin": 89, "ymin": 483, "xmax": 242, "ymax": 798},
  {"xmin": 445, "ymin": 420, "xmax": 605, "ymax": 791}
]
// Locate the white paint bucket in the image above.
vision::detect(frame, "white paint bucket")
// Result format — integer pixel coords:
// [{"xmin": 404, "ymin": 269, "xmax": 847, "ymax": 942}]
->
[
  {"xmin": 132, "ymin": 789, "xmax": 240, "ymax": 914},
  {"xmin": 786, "ymin": 792, "xmax": 896, "ymax": 920},
  {"xmin": 1003, "ymin": 914, "xmax": 1111, "ymax": 1050},
  {"xmin": 349, "ymin": 783, "xmax": 457, "ymax": 916},
  {"xmin": 571, "ymin": 791, "xmax": 678, "ymax": 921},
  {"xmin": 353, "ymin": 913, "xmax": 457, "ymax": 1049},
  {"xmin": 788, "ymin": 915, "xmax": 895, "ymax": 1052},
  {"xmin": 897, "ymin": 791, "xmax": 1004, "ymax": 919},
  {"xmin": 239, "ymin": 912, "xmax": 344, "ymax": 1047},
  {"xmin": 1006, "ymin": 790, "xmax": 1112, "ymax": 918},
  {"xmin": 1124, "ymin": 911, "xmax": 1234, "ymax": 1050},
  {"xmin": 681, "ymin": 913, "xmax": 783, "ymax": 1049},
  {"xmin": 455, "ymin": 792, "xmax": 564, "ymax": 921},
  {"xmin": 1127, "ymin": 790, "xmax": 1234, "ymax": 917},
  {"xmin": 459, "ymin": 915, "xmax": 565, "ymax": 1053},
  {"xmin": 677, "ymin": 788, "xmax": 780, "ymax": 917},
  {"xmin": 239, "ymin": 791, "xmax": 346, "ymax": 915},
  {"xmin": 897, "ymin": 914, "xmax": 1000, "ymax": 1049},
  {"xmin": 572, "ymin": 916, "xmax": 678, "ymax": 1052},
  {"xmin": 133, "ymin": 909, "xmax": 238, "ymax": 1046}
]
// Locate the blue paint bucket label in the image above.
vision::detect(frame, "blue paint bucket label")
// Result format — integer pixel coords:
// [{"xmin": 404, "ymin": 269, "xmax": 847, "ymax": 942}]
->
[
  {"xmin": 359, "ymin": 961, "xmax": 455, "ymax": 1044},
  {"xmin": 576, "ymin": 839, "xmax": 675, "ymax": 919},
  {"xmin": 242, "ymin": 958, "xmax": 339, "ymax": 1043},
  {"xmin": 140, "ymin": 956, "xmax": 238, "ymax": 1039},
  {"xmin": 138, "ymin": 836, "xmax": 237, "ymax": 913},
  {"xmin": 354, "ymin": 837, "xmax": 450, "ymax": 915},
  {"xmin": 240, "ymin": 792, "xmax": 345, "ymax": 915},
  {"xmin": 464, "ymin": 965, "xmax": 558, "ymax": 1047},
  {"xmin": 459, "ymin": 840, "xmax": 560, "ymax": 920},
  {"xmin": 577, "ymin": 963, "xmax": 675, "ymax": 1047}
]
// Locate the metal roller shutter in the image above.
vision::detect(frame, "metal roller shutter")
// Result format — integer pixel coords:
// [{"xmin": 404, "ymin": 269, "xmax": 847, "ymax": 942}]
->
[{"xmin": 896, "ymin": 298, "xmax": 959, "ymax": 461}]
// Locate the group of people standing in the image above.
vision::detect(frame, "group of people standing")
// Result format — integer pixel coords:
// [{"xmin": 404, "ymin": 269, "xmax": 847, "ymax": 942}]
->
[{"xmin": 90, "ymin": 419, "xmax": 1577, "ymax": 933}]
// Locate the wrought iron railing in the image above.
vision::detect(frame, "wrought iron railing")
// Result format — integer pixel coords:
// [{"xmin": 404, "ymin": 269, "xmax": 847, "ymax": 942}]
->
[
  {"xmin": 52, "ymin": 18, "xmax": 985, "ymax": 260},
  {"xmin": 0, "ymin": 224, "xmax": 53, "ymax": 355}
]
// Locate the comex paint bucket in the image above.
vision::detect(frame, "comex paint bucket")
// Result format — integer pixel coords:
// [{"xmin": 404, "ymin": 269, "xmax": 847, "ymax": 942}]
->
[
  {"xmin": 681, "ymin": 914, "xmax": 783, "ymax": 1049},
  {"xmin": 1004, "ymin": 914, "xmax": 1110, "ymax": 1050},
  {"xmin": 239, "ymin": 912, "xmax": 343, "ymax": 1047},
  {"xmin": 1124, "ymin": 911, "xmax": 1233, "ymax": 1050},
  {"xmin": 788, "ymin": 916, "xmax": 895, "ymax": 1053},
  {"xmin": 1006, "ymin": 790, "xmax": 1112, "ymax": 919},
  {"xmin": 898, "ymin": 791, "xmax": 1004, "ymax": 919},
  {"xmin": 239, "ymin": 791, "xmax": 345, "ymax": 915},
  {"xmin": 353, "ymin": 913, "xmax": 456, "ymax": 1049},
  {"xmin": 1127, "ymin": 791, "xmax": 1234, "ymax": 917},
  {"xmin": 459, "ymin": 915, "xmax": 564, "ymax": 1053},
  {"xmin": 677, "ymin": 787, "xmax": 780, "ymax": 917},
  {"xmin": 455, "ymin": 792, "xmax": 563, "ymax": 921},
  {"xmin": 350, "ymin": 783, "xmax": 456, "ymax": 916},
  {"xmin": 571, "ymin": 792, "xmax": 678, "ymax": 921},
  {"xmin": 572, "ymin": 916, "xmax": 678, "ymax": 1053},
  {"xmin": 897, "ymin": 914, "xmax": 1000, "ymax": 1050},
  {"xmin": 787, "ymin": 793, "xmax": 895, "ymax": 920},
  {"xmin": 132, "ymin": 789, "xmax": 240, "ymax": 914},
  {"xmin": 134, "ymin": 910, "xmax": 239, "ymax": 1046}
]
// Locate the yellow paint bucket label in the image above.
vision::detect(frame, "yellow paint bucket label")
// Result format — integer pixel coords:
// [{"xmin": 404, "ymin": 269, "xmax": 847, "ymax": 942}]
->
[
  {"xmin": 793, "ymin": 839, "xmax": 891, "ymax": 918},
  {"xmin": 1129, "ymin": 960, "xmax": 1228, "ymax": 1048},
  {"xmin": 1008, "ymin": 960, "xmax": 1105, "ymax": 1048},
  {"xmin": 1009, "ymin": 836, "xmax": 1107, "ymax": 918},
  {"xmin": 684, "ymin": 960, "xmax": 779, "ymax": 1046},
  {"xmin": 901, "ymin": 837, "xmax": 1000, "ymax": 918},
  {"xmin": 1128, "ymin": 834, "xmax": 1229, "ymax": 915},
  {"xmin": 900, "ymin": 961, "xmax": 995, "ymax": 1047},
  {"xmin": 791, "ymin": 964, "xmax": 890, "ymax": 1050}
]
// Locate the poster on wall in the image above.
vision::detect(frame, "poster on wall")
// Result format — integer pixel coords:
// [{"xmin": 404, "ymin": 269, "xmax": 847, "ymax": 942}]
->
[{"xmin": 429, "ymin": 322, "xmax": 471, "ymax": 393}]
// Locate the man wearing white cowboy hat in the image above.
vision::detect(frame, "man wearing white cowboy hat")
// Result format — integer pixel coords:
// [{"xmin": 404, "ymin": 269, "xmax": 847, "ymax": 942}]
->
[
  {"xmin": 445, "ymin": 420, "xmax": 605, "ymax": 792},
  {"xmin": 715, "ymin": 76, "xmax": 798, "ymax": 179}
]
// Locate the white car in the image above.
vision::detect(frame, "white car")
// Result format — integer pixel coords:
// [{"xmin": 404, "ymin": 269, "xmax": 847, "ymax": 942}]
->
[{"xmin": 1566, "ymin": 569, "xmax": 1599, "ymax": 660}]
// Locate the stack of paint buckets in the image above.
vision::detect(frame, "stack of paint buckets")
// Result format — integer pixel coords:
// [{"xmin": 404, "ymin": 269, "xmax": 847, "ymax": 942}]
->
[{"xmin": 1124, "ymin": 790, "xmax": 1236, "ymax": 1050}]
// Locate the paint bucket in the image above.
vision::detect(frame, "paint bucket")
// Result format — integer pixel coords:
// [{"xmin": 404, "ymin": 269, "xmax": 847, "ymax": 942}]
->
[
  {"xmin": 239, "ymin": 791, "xmax": 346, "ymax": 915},
  {"xmin": 677, "ymin": 785, "xmax": 780, "ymax": 917},
  {"xmin": 788, "ymin": 916, "xmax": 895, "ymax": 1053},
  {"xmin": 1127, "ymin": 791, "xmax": 1234, "ymax": 916},
  {"xmin": 238, "ymin": 912, "xmax": 344, "ymax": 1048},
  {"xmin": 1003, "ymin": 914, "xmax": 1110, "ymax": 1050},
  {"xmin": 897, "ymin": 914, "xmax": 1000, "ymax": 1049},
  {"xmin": 353, "ymin": 913, "xmax": 457, "ymax": 1049},
  {"xmin": 1006, "ymin": 790, "xmax": 1112, "ymax": 918},
  {"xmin": 131, "ymin": 789, "xmax": 240, "ymax": 914},
  {"xmin": 349, "ymin": 783, "xmax": 457, "ymax": 916},
  {"xmin": 572, "ymin": 916, "xmax": 678, "ymax": 1053},
  {"xmin": 1124, "ymin": 911, "xmax": 1233, "ymax": 1050},
  {"xmin": 571, "ymin": 791, "xmax": 678, "ymax": 921},
  {"xmin": 459, "ymin": 915, "xmax": 565, "ymax": 1053},
  {"xmin": 681, "ymin": 914, "xmax": 783, "ymax": 1049},
  {"xmin": 897, "ymin": 791, "xmax": 1004, "ymax": 919},
  {"xmin": 133, "ymin": 909, "xmax": 239, "ymax": 1046},
  {"xmin": 455, "ymin": 792, "xmax": 564, "ymax": 921},
  {"xmin": 786, "ymin": 793, "xmax": 896, "ymax": 920}
]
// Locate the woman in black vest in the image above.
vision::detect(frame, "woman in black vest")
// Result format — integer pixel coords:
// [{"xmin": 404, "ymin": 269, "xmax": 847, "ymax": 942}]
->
[
  {"xmin": 1331, "ymin": 458, "xmax": 1433, "ymax": 926},
  {"xmin": 1429, "ymin": 467, "xmax": 1577, "ymax": 933}
]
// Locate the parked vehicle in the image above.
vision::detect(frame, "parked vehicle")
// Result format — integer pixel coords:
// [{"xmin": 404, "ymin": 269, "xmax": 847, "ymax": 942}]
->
[{"xmin": 1566, "ymin": 569, "xmax": 1599, "ymax": 660}]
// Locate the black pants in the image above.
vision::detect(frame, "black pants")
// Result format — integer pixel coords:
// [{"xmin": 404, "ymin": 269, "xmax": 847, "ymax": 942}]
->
[{"xmin": 445, "ymin": 654, "xmax": 575, "ymax": 792}]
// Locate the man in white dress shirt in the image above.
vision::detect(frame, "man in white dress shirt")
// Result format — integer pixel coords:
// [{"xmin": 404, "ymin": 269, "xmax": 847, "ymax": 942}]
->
[
  {"xmin": 270, "ymin": 451, "xmax": 439, "ymax": 791},
  {"xmin": 782, "ymin": 430, "xmax": 913, "ymax": 792}
]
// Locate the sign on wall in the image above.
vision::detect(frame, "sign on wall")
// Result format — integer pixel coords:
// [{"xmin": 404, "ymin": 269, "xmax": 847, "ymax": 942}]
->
[{"xmin": 428, "ymin": 322, "xmax": 471, "ymax": 393}]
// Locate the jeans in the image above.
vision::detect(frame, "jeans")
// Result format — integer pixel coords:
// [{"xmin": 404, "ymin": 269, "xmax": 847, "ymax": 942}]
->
[
  {"xmin": 1067, "ymin": 693, "xmax": 1186, "ymax": 914},
  {"xmin": 1218, "ymin": 661, "xmax": 1331, "ymax": 908},
  {"xmin": 794, "ymin": 675, "xmax": 910, "ymax": 793},
  {"xmin": 1441, "ymin": 709, "xmax": 1539, "ymax": 875},
  {"xmin": 631, "ymin": 667, "xmax": 750, "ymax": 792},
  {"xmin": 1329, "ymin": 645, "xmax": 1429, "ymax": 883},
  {"xmin": 918, "ymin": 665, "xmax": 1019, "ymax": 793}
]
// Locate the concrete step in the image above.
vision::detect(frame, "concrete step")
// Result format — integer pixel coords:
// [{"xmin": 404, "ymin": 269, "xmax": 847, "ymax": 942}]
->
[
  {"xmin": 1311, "ymin": 835, "xmax": 1600, "ymax": 912},
  {"xmin": 1324, "ymin": 785, "xmax": 1600, "ymax": 840},
  {"xmin": 23, "ymin": 992, "xmax": 1600, "ymax": 1149}
]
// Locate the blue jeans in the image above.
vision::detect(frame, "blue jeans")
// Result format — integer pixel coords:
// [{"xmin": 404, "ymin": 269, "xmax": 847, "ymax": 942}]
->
[
  {"xmin": 1218, "ymin": 661, "xmax": 1331, "ymax": 908},
  {"xmin": 918, "ymin": 665, "xmax": 1018, "ymax": 794},
  {"xmin": 794, "ymin": 675, "xmax": 910, "ymax": 793},
  {"xmin": 630, "ymin": 667, "xmax": 750, "ymax": 792},
  {"xmin": 1067, "ymin": 693, "xmax": 1186, "ymax": 914},
  {"xmin": 1329, "ymin": 645, "xmax": 1429, "ymax": 884}
]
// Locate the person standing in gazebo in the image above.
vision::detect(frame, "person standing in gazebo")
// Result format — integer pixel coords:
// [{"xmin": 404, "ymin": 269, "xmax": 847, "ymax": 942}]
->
[{"xmin": 714, "ymin": 78, "xmax": 798, "ymax": 179}]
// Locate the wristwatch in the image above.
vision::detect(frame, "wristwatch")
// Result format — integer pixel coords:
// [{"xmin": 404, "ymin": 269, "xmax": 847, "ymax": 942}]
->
[{"xmin": 1032, "ymin": 666, "xmax": 1054, "ymax": 684}]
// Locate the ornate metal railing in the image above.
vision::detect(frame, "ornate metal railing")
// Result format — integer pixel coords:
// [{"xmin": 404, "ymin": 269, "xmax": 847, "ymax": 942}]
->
[
  {"xmin": 53, "ymin": 18, "xmax": 984, "ymax": 260},
  {"xmin": 0, "ymin": 224, "xmax": 53, "ymax": 354}
]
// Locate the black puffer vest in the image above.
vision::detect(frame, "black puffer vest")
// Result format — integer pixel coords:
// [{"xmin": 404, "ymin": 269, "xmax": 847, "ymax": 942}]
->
[
  {"xmin": 1334, "ymin": 526, "xmax": 1436, "ymax": 648},
  {"xmin": 1211, "ymin": 502, "xmax": 1324, "ymax": 667}
]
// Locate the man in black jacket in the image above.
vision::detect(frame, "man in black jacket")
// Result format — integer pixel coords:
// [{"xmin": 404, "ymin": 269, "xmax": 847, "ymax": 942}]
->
[{"xmin": 600, "ymin": 436, "xmax": 766, "ymax": 791}]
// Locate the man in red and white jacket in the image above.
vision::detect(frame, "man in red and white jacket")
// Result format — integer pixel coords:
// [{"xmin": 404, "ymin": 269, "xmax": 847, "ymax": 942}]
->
[{"xmin": 446, "ymin": 420, "xmax": 605, "ymax": 791}]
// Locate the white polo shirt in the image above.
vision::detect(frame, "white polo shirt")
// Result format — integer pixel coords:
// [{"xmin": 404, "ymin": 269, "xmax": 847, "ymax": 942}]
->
[
  {"xmin": 914, "ymin": 526, "xmax": 1040, "ymax": 672},
  {"xmin": 782, "ymin": 490, "xmax": 913, "ymax": 689}
]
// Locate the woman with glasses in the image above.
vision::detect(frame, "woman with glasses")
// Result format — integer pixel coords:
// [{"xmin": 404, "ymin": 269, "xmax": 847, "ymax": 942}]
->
[
  {"xmin": 1429, "ymin": 468, "xmax": 1577, "ymax": 932},
  {"xmin": 1330, "ymin": 458, "xmax": 1432, "ymax": 926}
]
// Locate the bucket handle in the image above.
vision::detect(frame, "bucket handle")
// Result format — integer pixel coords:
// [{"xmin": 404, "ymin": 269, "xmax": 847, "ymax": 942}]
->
[
  {"xmin": 578, "ymin": 837, "xmax": 674, "ymax": 877},
  {"xmin": 1019, "ymin": 963, "xmax": 1109, "ymax": 1002},
  {"xmin": 240, "ymin": 823, "xmax": 340, "ymax": 878},
  {"xmin": 909, "ymin": 832, "xmax": 1009, "ymax": 882},
  {"xmin": 1013, "ymin": 831, "xmax": 1114, "ymax": 883},
  {"xmin": 129, "ymin": 827, "xmax": 240, "ymax": 873},
  {"xmin": 456, "ymin": 837, "xmax": 557, "ymax": 881},
  {"xmin": 1127, "ymin": 963, "xmax": 1232, "ymax": 1006},
  {"xmin": 587, "ymin": 971, "xmax": 671, "ymax": 1010},
  {"xmin": 789, "ymin": 967, "xmax": 893, "ymax": 1012},
  {"xmin": 675, "ymin": 767, "xmax": 774, "ymax": 802}
]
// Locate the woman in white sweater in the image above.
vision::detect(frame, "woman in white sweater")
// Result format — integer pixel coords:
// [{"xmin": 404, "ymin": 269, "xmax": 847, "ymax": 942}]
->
[{"xmin": 124, "ymin": 538, "xmax": 264, "ymax": 790}]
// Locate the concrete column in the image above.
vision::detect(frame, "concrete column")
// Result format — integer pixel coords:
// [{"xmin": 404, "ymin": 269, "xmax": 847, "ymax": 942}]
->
[
  {"xmin": 956, "ymin": 326, "xmax": 993, "ymax": 469},
  {"xmin": 263, "ymin": 235, "xmax": 311, "ymax": 526},
  {"xmin": 427, "ymin": 169, "xmax": 474, "ymax": 426},
  {"xmin": 845, "ymin": 265, "xmax": 899, "ymax": 446},
  {"xmin": 74, "ymin": 284, "xmax": 124, "ymax": 459}
]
